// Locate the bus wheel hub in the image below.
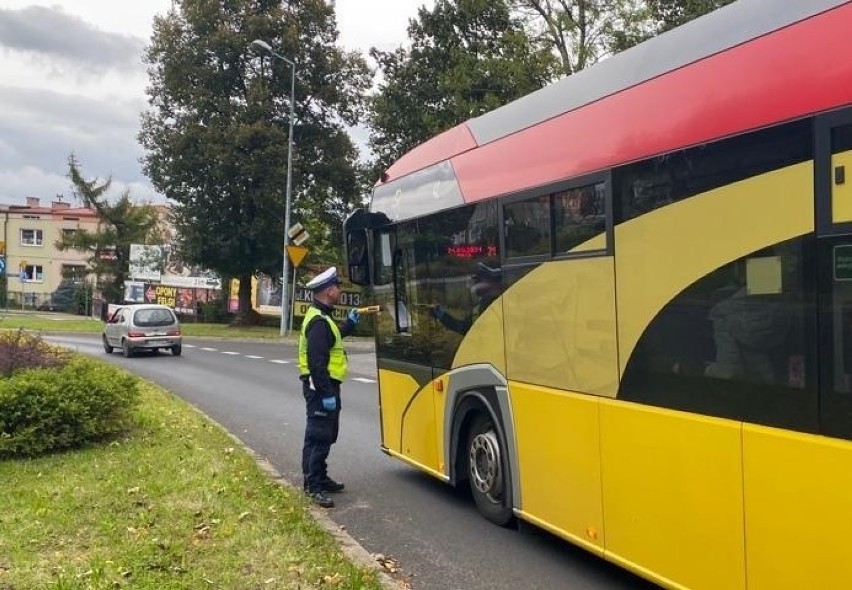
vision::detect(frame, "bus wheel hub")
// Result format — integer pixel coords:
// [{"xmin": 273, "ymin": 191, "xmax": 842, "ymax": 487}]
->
[{"xmin": 470, "ymin": 430, "xmax": 502, "ymax": 501}]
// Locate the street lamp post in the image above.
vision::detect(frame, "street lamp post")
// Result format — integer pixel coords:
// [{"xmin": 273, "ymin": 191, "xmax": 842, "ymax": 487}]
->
[{"xmin": 251, "ymin": 39, "xmax": 296, "ymax": 336}]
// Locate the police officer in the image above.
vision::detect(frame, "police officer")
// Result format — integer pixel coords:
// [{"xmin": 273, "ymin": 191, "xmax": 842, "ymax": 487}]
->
[{"xmin": 298, "ymin": 267, "xmax": 360, "ymax": 508}]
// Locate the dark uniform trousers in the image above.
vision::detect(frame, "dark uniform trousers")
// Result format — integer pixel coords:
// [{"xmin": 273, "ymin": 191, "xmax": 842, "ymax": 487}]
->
[{"xmin": 301, "ymin": 378, "xmax": 341, "ymax": 493}]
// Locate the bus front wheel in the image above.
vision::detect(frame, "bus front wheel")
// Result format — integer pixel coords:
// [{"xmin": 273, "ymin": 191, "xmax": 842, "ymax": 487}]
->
[{"xmin": 467, "ymin": 414, "xmax": 514, "ymax": 526}]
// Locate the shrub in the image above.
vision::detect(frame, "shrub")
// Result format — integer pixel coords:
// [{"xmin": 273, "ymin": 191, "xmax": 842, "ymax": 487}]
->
[
  {"xmin": 198, "ymin": 295, "xmax": 229, "ymax": 323},
  {"xmin": 0, "ymin": 356, "xmax": 141, "ymax": 459},
  {"xmin": 0, "ymin": 329, "xmax": 69, "ymax": 378}
]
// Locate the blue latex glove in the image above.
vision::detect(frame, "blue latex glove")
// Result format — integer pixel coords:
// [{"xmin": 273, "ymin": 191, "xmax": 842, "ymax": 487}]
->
[
  {"xmin": 430, "ymin": 305, "xmax": 444, "ymax": 320},
  {"xmin": 347, "ymin": 309, "xmax": 361, "ymax": 325},
  {"xmin": 321, "ymin": 396, "xmax": 338, "ymax": 411}
]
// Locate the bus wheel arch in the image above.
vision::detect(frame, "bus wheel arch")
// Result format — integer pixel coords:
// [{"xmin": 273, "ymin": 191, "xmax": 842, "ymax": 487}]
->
[{"xmin": 450, "ymin": 390, "xmax": 515, "ymax": 527}]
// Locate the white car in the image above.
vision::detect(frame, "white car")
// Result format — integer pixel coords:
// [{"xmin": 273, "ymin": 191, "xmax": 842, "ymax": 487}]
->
[{"xmin": 102, "ymin": 304, "xmax": 182, "ymax": 358}]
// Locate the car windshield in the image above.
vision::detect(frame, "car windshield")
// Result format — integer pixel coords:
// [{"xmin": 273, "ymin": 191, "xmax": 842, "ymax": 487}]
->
[{"xmin": 133, "ymin": 308, "xmax": 176, "ymax": 327}]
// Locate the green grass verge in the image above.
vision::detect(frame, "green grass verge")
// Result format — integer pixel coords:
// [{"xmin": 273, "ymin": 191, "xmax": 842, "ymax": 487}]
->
[
  {"xmin": 0, "ymin": 377, "xmax": 383, "ymax": 590},
  {"xmin": 0, "ymin": 312, "xmax": 282, "ymax": 339}
]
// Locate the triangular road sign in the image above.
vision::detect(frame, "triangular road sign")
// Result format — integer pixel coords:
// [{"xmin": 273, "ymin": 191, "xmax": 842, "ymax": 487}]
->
[{"xmin": 286, "ymin": 244, "xmax": 309, "ymax": 267}]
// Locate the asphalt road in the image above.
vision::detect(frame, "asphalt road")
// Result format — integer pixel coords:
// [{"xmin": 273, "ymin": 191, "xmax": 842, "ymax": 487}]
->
[{"xmin": 48, "ymin": 333, "xmax": 656, "ymax": 590}]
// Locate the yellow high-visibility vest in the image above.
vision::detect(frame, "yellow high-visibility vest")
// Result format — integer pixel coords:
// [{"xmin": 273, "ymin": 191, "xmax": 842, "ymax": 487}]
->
[{"xmin": 298, "ymin": 306, "xmax": 348, "ymax": 381}]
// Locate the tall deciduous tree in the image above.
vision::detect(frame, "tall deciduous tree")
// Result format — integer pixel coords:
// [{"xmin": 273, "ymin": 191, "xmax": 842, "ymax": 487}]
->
[
  {"xmin": 511, "ymin": 0, "xmax": 651, "ymax": 75},
  {"xmin": 56, "ymin": 155, "xmax": 164, "ymax": 304},
  {"xmin": 139, "ymin": 0, "xmax": 370, "ymax": 319},
  {"xmin": 368, "ymin": 0, "xmax": 558, "ymax": 177},
  {"xmin": 645, "ymin": 0, "xmax": 736, "ymax": 33}
]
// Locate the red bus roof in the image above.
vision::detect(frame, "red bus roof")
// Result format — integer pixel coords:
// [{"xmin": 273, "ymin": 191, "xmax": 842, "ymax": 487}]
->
[{"xmin": 376, "ymin": 0, "xmax": 852, "ymax": 215}]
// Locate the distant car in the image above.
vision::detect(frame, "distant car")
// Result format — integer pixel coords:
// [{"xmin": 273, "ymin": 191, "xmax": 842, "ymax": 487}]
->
[{"xmin": 102, "ymin": 304, "xmax": 182, "ymax": 358}]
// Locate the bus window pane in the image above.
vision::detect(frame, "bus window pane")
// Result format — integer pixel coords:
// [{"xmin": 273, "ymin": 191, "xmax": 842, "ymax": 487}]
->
[
  {"xmin": 819, "ymin": 238, "xmax": 852, "ymax": 440},
  {"xmin": 504, "ymin": 195, "xmax": 551, "ymax": 257},
  {"xmin": 621, "ymin": 236, "xmax": 817, "ymax": 432},
  {"xmin": 553, "ymin": 183, "xmax": 606, "ymax": 253},
  {"xmin": 420, "ymin": 202, "xmax": 500, "ymax": 369},
  {"xmin": 833, "ymin": 124, "xmax": 852, "ymax": 153},
  {"xmin": 828, "ymin": 259, "xmax": 852, "ymax": 393},
  {"xmin": 615, "ymin": 120, "xmax": 812, "ymax": 223}
]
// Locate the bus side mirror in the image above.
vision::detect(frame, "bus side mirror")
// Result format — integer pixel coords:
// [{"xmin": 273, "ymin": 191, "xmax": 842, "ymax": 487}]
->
[{"xmin": 346, "ymin": 229, "xmax": 370, "ymax": 286}]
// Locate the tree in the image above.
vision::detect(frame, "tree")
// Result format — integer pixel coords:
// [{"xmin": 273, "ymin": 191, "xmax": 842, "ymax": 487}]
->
[
  {"xmin": 56, "ymin": 155, "xmax": 164, "ymax": 304},
  {"xmin": 367, "ymin": 0, "xmax": 558, "ymax": 176},
  {"xmin": 644, "ymin": 0, "xmax": 736, "ymax": 34},
  {"xmin": 511, "ymin": 0, "xmax": 652, "ymax": 75},
  {"xmin": 140, "ymin": 0, "xmax": 371, "ymax": 321}
]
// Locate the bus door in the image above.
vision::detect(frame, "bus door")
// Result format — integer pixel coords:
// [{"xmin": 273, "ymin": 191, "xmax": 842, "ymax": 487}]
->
[
  {"xmin": 816, "ymin": 109, "xmax": 852, "ymax": 439},
  {"xmin": 373, "ymin": 221, "xmax": 439, "ymax": 465}
]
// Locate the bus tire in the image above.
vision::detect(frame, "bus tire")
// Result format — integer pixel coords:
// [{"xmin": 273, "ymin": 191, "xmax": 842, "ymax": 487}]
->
[{"xmin": 466, "ymin": 413, "xmax": 514, "ymax": 526}]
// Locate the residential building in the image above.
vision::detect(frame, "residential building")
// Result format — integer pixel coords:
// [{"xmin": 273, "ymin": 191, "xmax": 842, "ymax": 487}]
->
[{"xmin": 1, "ymin": 197, "xmax": 100, "ymax": 307}]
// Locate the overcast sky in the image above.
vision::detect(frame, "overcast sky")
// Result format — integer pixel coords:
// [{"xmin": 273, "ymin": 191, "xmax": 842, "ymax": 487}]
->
[{"xmin": 0, "ymin": 0, "xmax": 432, "ymax": 207}]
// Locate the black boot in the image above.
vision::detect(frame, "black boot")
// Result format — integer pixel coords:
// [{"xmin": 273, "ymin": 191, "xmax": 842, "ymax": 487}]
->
[
  {"xmin": 308, "ymin": 491, "xmax": 334, "ymax": 508},
  {"xmin": 321, "ymin": 477, "xmax": 345, "ymax": 493}
]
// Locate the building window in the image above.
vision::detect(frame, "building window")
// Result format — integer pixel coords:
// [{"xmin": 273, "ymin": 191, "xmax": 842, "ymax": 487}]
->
[
  {"xmin": 61, "ymin": 228, "xmax": 77, "ymax": 239},
  {"xmin": 62, "ymin": 264, "xmax": 87, "ymax": 280},
  {"xmin": 20, "ymin": 229, "xmax": 43, "ymax": 246},
  {"xmin": 23, "ymin": 265, "xmax": 44, "ymax": 282}
]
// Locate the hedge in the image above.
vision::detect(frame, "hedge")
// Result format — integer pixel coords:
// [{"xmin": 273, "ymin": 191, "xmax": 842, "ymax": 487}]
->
[{"xmin": 0, "ymin": 357, "xmax": 141, "ymax": 459}]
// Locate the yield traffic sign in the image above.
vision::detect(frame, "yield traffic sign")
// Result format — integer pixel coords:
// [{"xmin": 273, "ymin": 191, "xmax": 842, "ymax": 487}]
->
[{"xmin": 286, "ymin": 245, "xmax": 309, "ymax": 268}]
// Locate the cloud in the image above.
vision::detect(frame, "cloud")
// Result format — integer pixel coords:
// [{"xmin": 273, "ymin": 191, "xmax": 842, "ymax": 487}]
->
[
  {"xmin": 0, "ymin": 5, "xmax": 145, "ymax": 72},
  {"xmin": 0, "ymin": 84, "xmax": 162, "ymax": 207},
  {"xmin": 0, "ymin": 85, "xmax": 146, "ymax": 179},
  {"xmin": 0, "ymin": 165, "xmax": 164, "ymax": 208},
  {"xmin": 0, "ymin": 5, "xmax": 153, "ymax": 207},
  {"xmin": 0, "ymin": 165, "xmax": 70, "ymax": 204}
]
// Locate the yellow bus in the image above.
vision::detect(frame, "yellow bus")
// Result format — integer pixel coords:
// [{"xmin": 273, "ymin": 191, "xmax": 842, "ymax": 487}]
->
[{"xmin": 344, "ymin": 1, "xmax": 852, "ymax": 588}]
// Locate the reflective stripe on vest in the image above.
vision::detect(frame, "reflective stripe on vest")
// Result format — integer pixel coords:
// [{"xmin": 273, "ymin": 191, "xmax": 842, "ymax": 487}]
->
[{"xmin": 298, "ymin": 306, "xmax": 348, "ymax": 381}]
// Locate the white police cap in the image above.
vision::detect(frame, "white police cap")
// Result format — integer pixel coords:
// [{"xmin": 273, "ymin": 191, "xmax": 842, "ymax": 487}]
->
[{"xmin": 306, "ymin": 267, "xmax": 339, "ymax": 292}]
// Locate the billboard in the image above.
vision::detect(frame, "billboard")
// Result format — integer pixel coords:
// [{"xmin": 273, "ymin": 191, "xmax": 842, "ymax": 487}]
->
[
  {"xmin": 123, "ymin": 279, "xmax": 214, "ymax": 316},
  {"xmin": 129, "ymin": 244, "xmax": 165, "ymax": 281},
  {"xmin": 129, "ymin": 244, "xmax": 221, "ymax": 289}
]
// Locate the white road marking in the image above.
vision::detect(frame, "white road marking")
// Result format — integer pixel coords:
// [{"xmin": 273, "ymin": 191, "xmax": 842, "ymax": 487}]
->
[
  {"xmin": 245, "ymin": 355, "xmax": 264, "ymax": 359},
  {"xmin": 352, "ymin": 377, "xmax": 376, "ymax": 383},
  {"xmin": 184, "ymin": 344, "xmax": 197, "ymax": 348},
  {"xmin": 200, "ymin": 347, "xmax": 218, "ymax": 352},
  {"xmin": 221, "ymin": 351, "xmax": 240, "ymax": 355},
  {"xmin": 269, "ymin": 359, "xmax": 290, "ymax": 364}
]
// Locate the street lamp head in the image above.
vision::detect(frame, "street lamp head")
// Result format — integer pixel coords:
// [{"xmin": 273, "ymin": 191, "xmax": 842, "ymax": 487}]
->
[{"xmin": 251, "ymin": 39, "xmax": 272, "ymax": 52}]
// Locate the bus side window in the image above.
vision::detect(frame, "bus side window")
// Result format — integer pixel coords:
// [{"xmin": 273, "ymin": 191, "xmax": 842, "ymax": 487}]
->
[
  {"xmin": 504, "ymin": 195, "xmax": 551, "ymax": 257},
  {"xmin": 553, "ymin": 182, "xmax": 607, "ymax": 253}
]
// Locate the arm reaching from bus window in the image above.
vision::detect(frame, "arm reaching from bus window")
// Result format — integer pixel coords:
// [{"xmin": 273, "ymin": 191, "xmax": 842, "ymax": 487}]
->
[
  {"xmin": 430, "ymin": 304, "xmax": 473, "ymax": 335},
  {"xmin": 430, "ymin": 263, "xmax": 503, "ymax": 336}
]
